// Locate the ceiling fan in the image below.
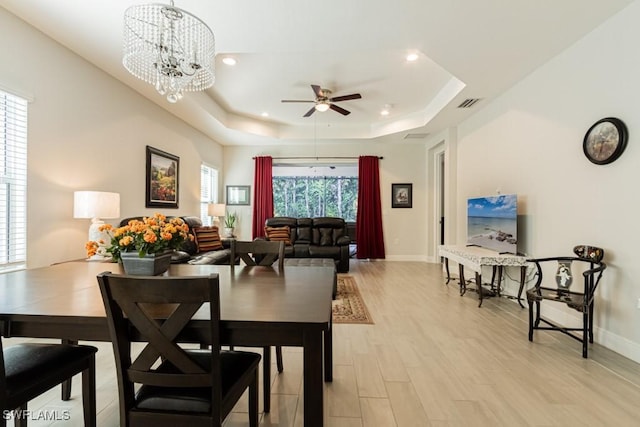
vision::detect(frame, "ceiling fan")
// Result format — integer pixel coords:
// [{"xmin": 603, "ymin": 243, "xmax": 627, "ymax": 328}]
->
[{"xmin": 281, "ymin": 84, "xmax": 362, "ymax": 117}]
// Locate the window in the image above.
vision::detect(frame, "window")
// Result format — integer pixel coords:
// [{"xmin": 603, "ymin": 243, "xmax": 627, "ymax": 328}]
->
[
  {"xmin": 273, "ymin": 164, "xmax": 357, "ymax": 221},
  {"xmin": 0, "ymin": 90, "xmax": 28, "ymax": 271},
  {"xmin": 200, "ymin": 164, "xmax": 219, "ymax": 225}
]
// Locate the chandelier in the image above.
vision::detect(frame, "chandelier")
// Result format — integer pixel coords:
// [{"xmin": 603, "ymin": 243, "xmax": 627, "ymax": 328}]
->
[{"xmin": 123, "ymin": 1, "xmax": 215, "ymax": 103}]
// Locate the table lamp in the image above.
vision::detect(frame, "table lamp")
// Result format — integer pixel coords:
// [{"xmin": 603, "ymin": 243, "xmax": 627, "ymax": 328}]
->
[
  {"xmin": 74, "ymin": 191, "xmax": 120, "ymax": 260},
  {"xmin": 208, "ymin": 203, "xmax": 226, "ymax": 228}
]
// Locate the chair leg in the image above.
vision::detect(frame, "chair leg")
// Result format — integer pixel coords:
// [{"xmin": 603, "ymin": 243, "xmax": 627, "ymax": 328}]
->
[
  {"xmin": 528, "ymin": 300, "xmax": 534, "ymax": 341},
  {"xmin": 249, "ymin": 368, "xmax": 259, "ymax": 427},
  {"xmin": 15, "ymin": 404, "xmax": 27, "ymax": 427},
  {"xmin": 262, "ymin": 346, "xmax": 271, "ymax": 413},
  {"xmin": 276, "ymin": 346, "xmax": 284, "ymax": 373},
  {"xmin": 61, "ymin": 339, "xmax": 77, "ymax": 401},
  {"xmin": 583, "ymin": 309, "xmax": 589, "ymax": 358},
  {"xmin": 82, "ymin": 355, "xmax": 97, "ymax": 427},
  {"xmin": 588, "ymin": 302, "xmax": 595, "ymax": 343}
]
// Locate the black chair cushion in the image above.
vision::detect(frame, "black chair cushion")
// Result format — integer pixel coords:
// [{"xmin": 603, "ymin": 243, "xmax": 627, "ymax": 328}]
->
[
  {"xmin": 4, "ymin": 343, "xmax": 97, "ymax": 397},
  {"xmin": 135, "ymin": 350, "xmax": 261, "ymax": 413}
]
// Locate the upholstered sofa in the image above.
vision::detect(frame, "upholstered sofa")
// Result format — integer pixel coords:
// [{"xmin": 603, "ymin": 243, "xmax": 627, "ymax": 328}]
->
[
  {"xmin": 119, "ymin": 216, "xmax": 231, "ymax": 265},
  {"xmin": 260, "ymin": 217, "xmax": 350, "ymax": 273}
]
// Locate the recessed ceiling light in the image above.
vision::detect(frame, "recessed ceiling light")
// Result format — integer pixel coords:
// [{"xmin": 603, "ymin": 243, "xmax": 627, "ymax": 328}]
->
[
  {"xmin": 261, "ymin": 112, "xmax": 269, "ymax": 117},
  {"xmin": 406, "ymin": 53, "xmax": 419, "ymax": 62},
  {"xmin": 380, "ymin": 104, "xmax": 391, "ymax": 116},
  {"xmin": 222, "ymin": 57, "xmax": 237, "ymax": 66}
]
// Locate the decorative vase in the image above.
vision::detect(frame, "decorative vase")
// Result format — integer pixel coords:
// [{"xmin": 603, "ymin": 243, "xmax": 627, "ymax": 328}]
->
[
  {"xmin": 120, "ymin": 251, "xmax": 172, "ymax": 276},
  {"xmin": 223, "ymin": 227, "xmax": 235, "ymax": 238}
]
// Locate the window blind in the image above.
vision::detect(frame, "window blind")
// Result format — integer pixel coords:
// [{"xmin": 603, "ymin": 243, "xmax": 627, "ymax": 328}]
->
[
  {"xmin": 0, "ymin": 90, "xmax": 28, "ymax": 271},
  {"xmin": 200, "ymin": 164, "xmax": 218, "ymax": 226}
]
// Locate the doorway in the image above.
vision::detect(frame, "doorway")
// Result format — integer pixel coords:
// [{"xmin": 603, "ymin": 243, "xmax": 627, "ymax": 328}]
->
[{"xmin": 432, "ymin": 143, "xmax": 446, "ymax": 262}]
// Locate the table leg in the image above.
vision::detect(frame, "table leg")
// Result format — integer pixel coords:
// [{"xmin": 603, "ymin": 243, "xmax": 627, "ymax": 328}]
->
[
  {"xmin": 444, "ymin": 257, "xmax": 451, "ymax": 284},
  {"xmin": 324, "ymin": 312, "xmax": 333, "ymax": 382},
  {"xmin": 458, "ymin": 264, "xmax": 466, "ymax": 296},
  {"xmin": 263, "ymin": 346, "xmax": 271, "ymax": 413},
  {"xmin": 496, "ymin": 266, "xmax": 503, "ymax": 297},
  {"xmin": 516, "ymin": 265, "xmax": 527, "ymax": 308},
  {"xmin": 476, "ymin": 271, "xmax": 484, "ymax": 307},
  {"xmin": 304, "ymin": 331, "xmax": 324, "ymax": 427}
]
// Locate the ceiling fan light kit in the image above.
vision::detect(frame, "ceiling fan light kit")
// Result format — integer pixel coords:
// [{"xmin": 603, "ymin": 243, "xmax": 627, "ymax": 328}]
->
[
  {"xmin": 282, "ymin": 84, "xmax": 362, "ymax": 117},
  {"xmin": 123, "ymin": 0, "xmax": 215, "ymax": 103}
]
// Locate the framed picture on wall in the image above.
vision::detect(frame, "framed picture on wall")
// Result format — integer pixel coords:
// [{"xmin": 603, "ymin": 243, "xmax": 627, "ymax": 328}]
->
[
  {"xmin": 226, "ymin": 185, "xmax": 251, "ymax": 205},
  {"xmin": 145, "ymin": 146, "xmax": 179, "ymax": 208},
  {"xmin": 391, "ymin": 183, "xmax": 412, "ymax": 208}
]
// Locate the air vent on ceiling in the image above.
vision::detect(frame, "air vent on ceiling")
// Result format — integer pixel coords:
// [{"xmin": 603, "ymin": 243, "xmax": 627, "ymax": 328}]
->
[
  {"xmin": 457, "ymin": 98, "xmax": 482, "ymax": 108},
  {"xmin": 403, "ymin": 133, "xmax": 429, "ymax": 139}
]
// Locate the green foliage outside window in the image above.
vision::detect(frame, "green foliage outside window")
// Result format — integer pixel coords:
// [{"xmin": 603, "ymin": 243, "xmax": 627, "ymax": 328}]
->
[{"xmin": 273, "ymin": 176, "xmax": 357, "ymax": 221}]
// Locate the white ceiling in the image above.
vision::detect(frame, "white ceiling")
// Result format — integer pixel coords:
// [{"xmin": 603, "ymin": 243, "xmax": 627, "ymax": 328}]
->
[{"xmin": 1, "ymin": 0, "xmax": 634, "ymax": 145}]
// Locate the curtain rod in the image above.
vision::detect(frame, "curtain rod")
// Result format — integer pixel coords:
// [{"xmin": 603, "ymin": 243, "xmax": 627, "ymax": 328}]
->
[{"xmin": 252, "ymin": 156, "xmax": 383, "ymax": 160}]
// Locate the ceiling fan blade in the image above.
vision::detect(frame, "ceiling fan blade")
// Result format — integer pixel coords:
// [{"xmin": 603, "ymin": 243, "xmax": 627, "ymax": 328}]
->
[
  {"xmin": 329, "ymin": 93, "xmax": 362, "ymax": 102},
  {"xmin": 330, "ymin": 104, "xmax": 350, "ymax": 116},
  {"xmin": 281, "ymin": 100, "xmax": 315, "ymax": 103},
  {"xmin": 311, "ymin": 84, "xmax": 322, "ymax": 97},
  {"xmin": 303, "ymin": 106, "xmax": 316, "ymax": 117}
]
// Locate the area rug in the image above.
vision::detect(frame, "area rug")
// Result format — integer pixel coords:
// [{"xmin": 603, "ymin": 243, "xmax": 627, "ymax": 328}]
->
[{"xmin": 332, "ymin": 275, "xmax": 374, "ymax": 324}]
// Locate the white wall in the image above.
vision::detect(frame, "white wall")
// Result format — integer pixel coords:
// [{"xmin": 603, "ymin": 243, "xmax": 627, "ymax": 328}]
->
[
  {"xmin": 0, "ymin": 8, "xmax": 224, "ymax": 268},
  {"xmin": 446, "ymin": 1, "xmax": 640, "ymax": 361},
  {"xmin": 224, "ymin": 141, "xmax": 429, "ymax": 260}
]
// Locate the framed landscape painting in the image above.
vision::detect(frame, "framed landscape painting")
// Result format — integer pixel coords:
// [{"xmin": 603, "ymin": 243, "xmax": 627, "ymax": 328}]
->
[
  {"xmin": 146, "ymin": 146, "xmax": 179, "ymax": 208},
  {"xmin": 391, "ymin": 183, "xmax": 412, "ymax": 208}
]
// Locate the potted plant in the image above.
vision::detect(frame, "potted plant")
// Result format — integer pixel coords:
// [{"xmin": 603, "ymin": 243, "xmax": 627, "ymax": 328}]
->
[{"xmin": 223, "ymin": 211, "xmax": 237, "ymax": 238}]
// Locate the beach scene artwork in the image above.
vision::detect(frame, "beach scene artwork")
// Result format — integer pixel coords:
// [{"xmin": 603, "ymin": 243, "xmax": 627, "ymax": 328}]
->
[{"xmin": 467, "ymin": 194, "xmax": 518, "ymax": 254}]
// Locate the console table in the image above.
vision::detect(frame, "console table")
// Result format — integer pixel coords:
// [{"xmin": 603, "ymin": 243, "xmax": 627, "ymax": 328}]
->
[{"xmin": 438, "ymin": 245, "xmax": 529, "ymax": 307}]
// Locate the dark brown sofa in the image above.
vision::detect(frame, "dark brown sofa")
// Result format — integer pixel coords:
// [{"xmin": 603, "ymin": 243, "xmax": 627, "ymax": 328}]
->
[
  {"xmin": 260, "ymin": 217, "xmax": 350, "ymax": 273},
  {"xmin": 119, "ymin": 216, "xmax": 231, "ymax": 265}
]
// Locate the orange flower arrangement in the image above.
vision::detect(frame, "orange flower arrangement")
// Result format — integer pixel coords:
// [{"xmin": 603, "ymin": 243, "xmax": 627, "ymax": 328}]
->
[{"xmin": 86, "ymin": 213, "xmax": 191, "ymax": 261}]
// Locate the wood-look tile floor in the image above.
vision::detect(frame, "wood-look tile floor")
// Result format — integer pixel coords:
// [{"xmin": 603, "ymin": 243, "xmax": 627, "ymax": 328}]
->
[{"xmin": 5, "ymin": 260, "xmax": 640, "ymax": 426}]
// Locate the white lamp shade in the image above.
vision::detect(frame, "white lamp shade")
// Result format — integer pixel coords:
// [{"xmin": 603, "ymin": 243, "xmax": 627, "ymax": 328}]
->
[
  {"xmin": 208, "ymin": 203, "xmax": 226, "ymax": 217},
  {"xmin": 73, "ymin": 191, "xmax": 120, "ymax": 219}
]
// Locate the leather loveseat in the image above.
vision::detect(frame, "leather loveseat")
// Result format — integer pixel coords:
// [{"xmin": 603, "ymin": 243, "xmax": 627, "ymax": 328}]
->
[
  {"xmin": 119, "ymin": 216, "xmax": 231, "ymax": 265},
  {"xmin": 260, "ymin": 217, "xmax": 350, "ymax": 273}
]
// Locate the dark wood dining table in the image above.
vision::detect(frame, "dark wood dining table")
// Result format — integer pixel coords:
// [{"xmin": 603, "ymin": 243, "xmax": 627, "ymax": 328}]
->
[{"xmin": 0, "ymin": 261, "xmax": 334, "ymax": 427}]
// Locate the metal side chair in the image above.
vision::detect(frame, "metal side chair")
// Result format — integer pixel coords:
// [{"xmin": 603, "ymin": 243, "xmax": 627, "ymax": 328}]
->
[
  {"xmin": 0, "ymin": 334, "xmax": 97, "ymax": 427},
  {"xmin": 97, "ymin": 272, "xmax": 261, "ymax": 427},
  {"xmin": 230, "ymin": 239, "xmax": 285, "ymax": 413},
  {"xmin": 526, "ymin": 245, "xmax": 606, "ymax": 358}
]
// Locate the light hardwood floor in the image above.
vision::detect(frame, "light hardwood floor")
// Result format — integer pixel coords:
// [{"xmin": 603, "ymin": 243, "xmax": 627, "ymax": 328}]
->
[{"xmin": 5, "ymin": 260, "xmax": 640, "ymax": 426}]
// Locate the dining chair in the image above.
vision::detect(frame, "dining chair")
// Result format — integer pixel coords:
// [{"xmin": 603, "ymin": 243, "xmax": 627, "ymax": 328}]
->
[
  {"xmin": 0, "ymin": 334, "xmax": 97, "ymax": 427},
  {"xmin": 230, "ymin": 239, "xmax": 285, "ymax": 413},
  {"xmin": 526, "ymin": 245, "xmax": 607, "ymax": 358},
  {"xmin": 231, "ymin": 239, "xmax": 285, "ymax": 270},
  {"xmin": 97, "ymin": 272, "xmax": 261, "ymax": 427}
]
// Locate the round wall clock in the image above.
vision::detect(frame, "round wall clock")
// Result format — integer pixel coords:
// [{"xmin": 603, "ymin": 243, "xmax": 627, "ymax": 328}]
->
[{"xmin": 583, "ymin": 117, "xmax": 628, "ymax": 165}]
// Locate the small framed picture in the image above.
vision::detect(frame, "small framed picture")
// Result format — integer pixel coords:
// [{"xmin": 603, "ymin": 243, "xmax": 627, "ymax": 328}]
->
[
  {"xmin": 146, "ymin": 146, "xmax": 179, "ymax": 208},
  {"xmin": 226, "ymin": 185, "xmax": 251, "ymax": 206},
  {"xmin": 391, "ymin": 183, "xmax": 412, "ymax": 208}
]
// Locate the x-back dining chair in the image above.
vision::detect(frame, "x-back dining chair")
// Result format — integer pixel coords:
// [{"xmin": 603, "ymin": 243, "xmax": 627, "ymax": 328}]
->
[
  {"xmin": 0, "ymin": 332, "xmax": 97, "ymax": 427},
  {"xmin": 231, "ymin": 239, "xmax": 285, "ymax": 270},
  {"xmin": 229, "ymin": 239, "xmax": 285, "ymax": 413},
  {"xmin": 97, "ymin": 272, "xmax": 261, "ymax": 427}
]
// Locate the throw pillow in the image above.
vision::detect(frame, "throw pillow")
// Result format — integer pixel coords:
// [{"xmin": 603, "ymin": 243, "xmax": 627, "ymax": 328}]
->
[
  {"xmin": 193, "ymin": 226, "xmax": 223, "ymax": 252},
  {"xmin": 265, "ymin": 226, "xmax": 291, "ymax": 245}
]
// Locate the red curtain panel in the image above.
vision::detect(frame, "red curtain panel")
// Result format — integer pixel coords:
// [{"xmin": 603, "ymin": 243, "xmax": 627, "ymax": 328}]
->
[
  {"xmin": 356, "ymin": 156, "xmax": 386, "ymax": 259},
  {"xmin": 252, "ymin": 156, "xmax": 274, "ymax": 239}
]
